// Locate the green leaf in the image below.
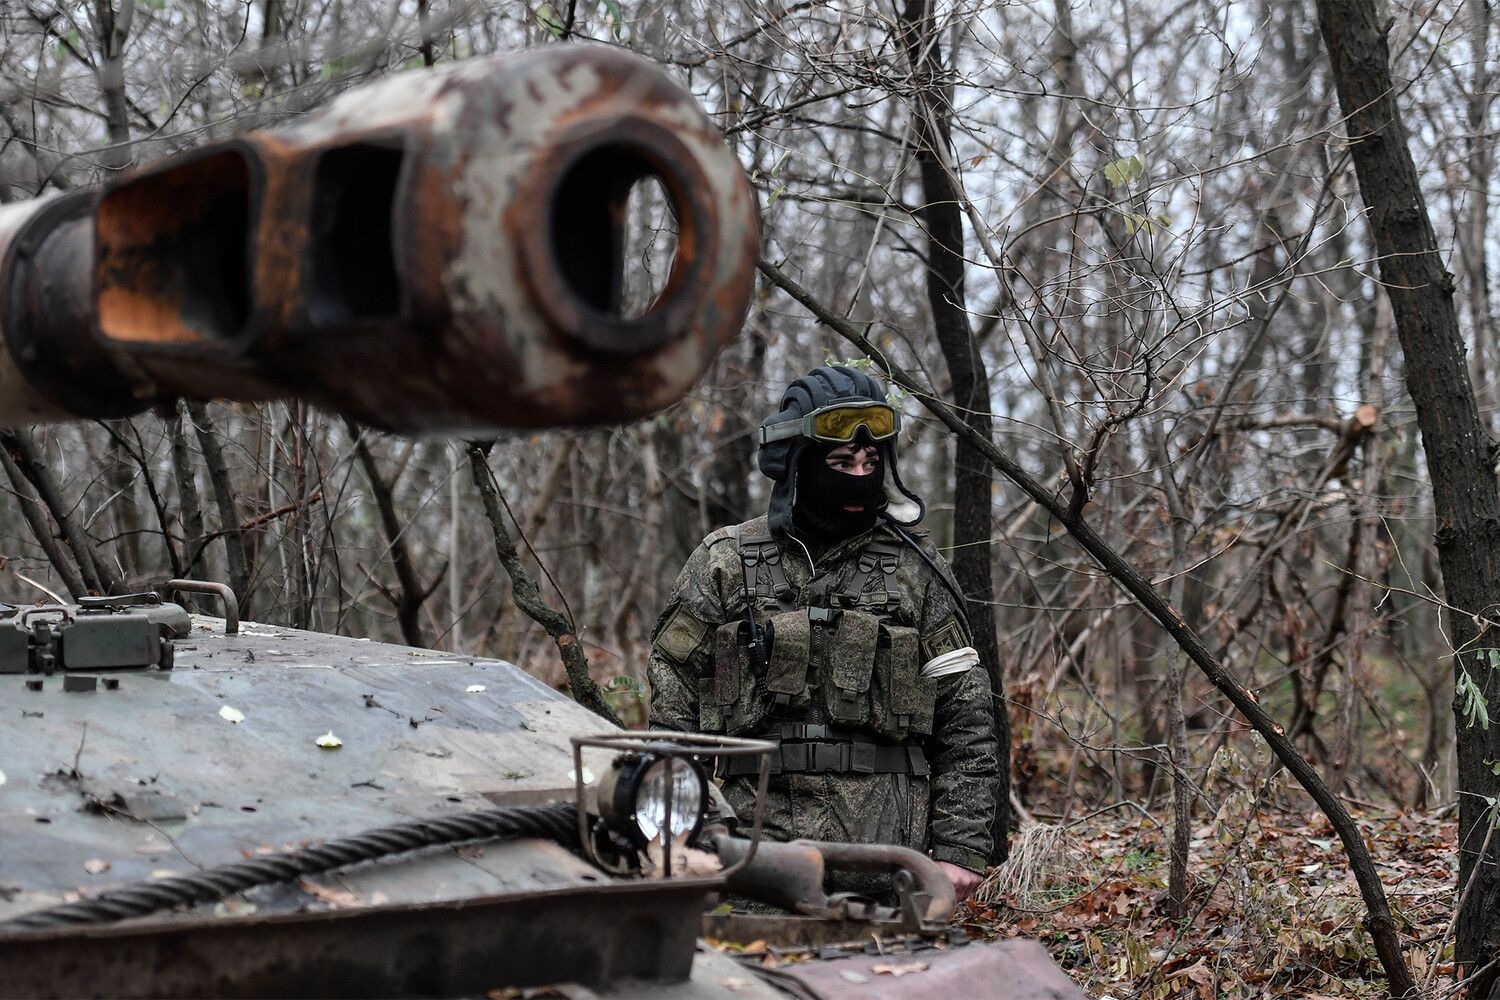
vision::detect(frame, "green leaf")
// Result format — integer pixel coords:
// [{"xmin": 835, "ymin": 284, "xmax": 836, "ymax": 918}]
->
[
  {"xmin": 1101, "ymin": 153, "xmax": 1146, "ymax": 189},
  {"xmin": 536, "ymin": 3, "xmax": 566, "ymax": 37},
  {"xmin": 595, "ymin": 0, "xmax": 625, "ymax": 37},
  {"xmin": 1459, "ymin": 669, "xmax": 1490, "ymax": 730}
]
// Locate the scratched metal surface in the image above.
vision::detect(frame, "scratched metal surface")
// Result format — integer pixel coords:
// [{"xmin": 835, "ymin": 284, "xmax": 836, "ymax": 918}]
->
[{"xmin": 0, "ymin": 614, "xmax": 617, "ymax": 920}]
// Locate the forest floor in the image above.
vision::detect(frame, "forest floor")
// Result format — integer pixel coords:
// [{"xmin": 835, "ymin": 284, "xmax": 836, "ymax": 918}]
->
[{"xmin": 966, "ymin": 801, "xmax": 1458, "ymax": 999}]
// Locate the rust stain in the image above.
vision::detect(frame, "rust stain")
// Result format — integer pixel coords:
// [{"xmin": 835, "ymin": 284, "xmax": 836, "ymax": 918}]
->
[{"xmin": 95, "ymin": 287, "xmax": 202, "ymax": 345}]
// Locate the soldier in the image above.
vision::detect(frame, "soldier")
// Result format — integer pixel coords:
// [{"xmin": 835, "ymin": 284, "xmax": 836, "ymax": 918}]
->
[{"xmin": 647, "ymin": 365, "xmax": 997, "ymax": 900}]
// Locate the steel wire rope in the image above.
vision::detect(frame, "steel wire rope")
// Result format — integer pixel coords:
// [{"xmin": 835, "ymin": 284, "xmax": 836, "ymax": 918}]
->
[{"xmin": 2, "ymin": 802, "xmax": 580, "ymax": 932}]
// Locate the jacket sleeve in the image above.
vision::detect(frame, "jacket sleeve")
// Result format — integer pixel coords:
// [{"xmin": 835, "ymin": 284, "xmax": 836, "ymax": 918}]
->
[
  {"xmin": 918, "ymin": 569, "xmax": 998, "ymax": 872},
  {"xmin": 647, "ymin": 541, "xmax": 724, "ymax": 732}
]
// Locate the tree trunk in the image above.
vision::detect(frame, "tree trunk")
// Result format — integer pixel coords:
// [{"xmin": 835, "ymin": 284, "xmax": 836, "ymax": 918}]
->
[
  {"xmin": 1, "ymin": 430, "xmax": 116, "ymax": 595},
  {"xmin": 187, "ymin": 402, "xmax": 253, "ymax": 618},
  {"xmin": 0, "ymin": 445, "xmax": 87, "ymax": 599},
  {"xmin": 91, "ymin": 0, "xmax": 134, "ymax": 172},
  {"xmin": 170, "ymin": 402, "xmax": 206, "ymax": 580},
  {"xmin": 1317, "ymin": 2, "xmax": 1500, "ymax": 990},
  {"xmin": 352, "ymin": 425, "xmax": 432, "ymax": 649},
  {"xmin": 897, "ymin": 0, "xmax": 1010, "ymax": 866}
]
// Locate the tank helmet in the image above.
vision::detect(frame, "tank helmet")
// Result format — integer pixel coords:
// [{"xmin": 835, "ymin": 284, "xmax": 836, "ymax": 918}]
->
[{"xmin": 757, "ymin": 365, "xmax": 924, "ymax": 537}]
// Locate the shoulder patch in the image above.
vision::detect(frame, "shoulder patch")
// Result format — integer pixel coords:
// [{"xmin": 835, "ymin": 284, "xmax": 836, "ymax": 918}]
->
[
  {"xmin": 655, "ymin": 605, "xmax": 710, "ymax": 665},
  {"xmin": 922, "ymin": 615, "xmax": 968, "ymax": 662},
  {"xmin": 703, "ymin": 526, "xmax": 737, "ymax": 548}
]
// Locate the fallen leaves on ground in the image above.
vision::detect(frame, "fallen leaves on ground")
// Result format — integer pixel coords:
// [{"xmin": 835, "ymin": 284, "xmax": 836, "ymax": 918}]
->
[{"xmin": 966, "ymin": 803, "xmax": 1457, "ymax": 999}]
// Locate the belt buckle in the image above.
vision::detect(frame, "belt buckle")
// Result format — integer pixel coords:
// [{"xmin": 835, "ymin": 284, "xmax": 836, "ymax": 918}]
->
[{"xmin": 851, "ymin": 742, "xmax": 876, "ymax": 774}]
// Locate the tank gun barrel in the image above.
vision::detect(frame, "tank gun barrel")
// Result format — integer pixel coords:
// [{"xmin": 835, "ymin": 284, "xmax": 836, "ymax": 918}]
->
[{"xmin": 0, "ymin": 47, "xmax": 758, "ymax": 433}]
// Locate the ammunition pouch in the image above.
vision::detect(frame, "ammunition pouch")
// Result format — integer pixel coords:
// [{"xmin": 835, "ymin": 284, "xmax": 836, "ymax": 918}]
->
[
  {"xmin": 821, "ymin": 609, "xmax": 878, "ymax": 725},
  {"xmin": 765, "ymin": 609, "xmax": 811, "ymax": 715},
  {"xmin": 872, "ymin": 622, "xmax": 936, "ymax": 738}
]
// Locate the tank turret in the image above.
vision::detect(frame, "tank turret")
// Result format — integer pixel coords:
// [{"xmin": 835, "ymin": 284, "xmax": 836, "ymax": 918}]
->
[{"xmin": 0, "ymin": 45, "xmax": 759, "ymax": 434}]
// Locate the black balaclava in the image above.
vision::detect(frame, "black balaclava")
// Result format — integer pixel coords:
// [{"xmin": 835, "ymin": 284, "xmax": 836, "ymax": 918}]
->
[
  {"xmin": 791, "ymin": 439, "xmax": 887, "ymax": 543},
  {"xmin": 758, "ymin": 365, "xmax": 925, "ymax": 539}
]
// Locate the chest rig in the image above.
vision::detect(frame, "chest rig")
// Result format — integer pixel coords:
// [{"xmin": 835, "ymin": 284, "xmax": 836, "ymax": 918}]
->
[
  {"xmin": 709, "ymin": 527, "xmax": 935, "ymax": 778},
  {"xmin": 737, "ymin": 527, "xmax": 904, "ymax": 614}
]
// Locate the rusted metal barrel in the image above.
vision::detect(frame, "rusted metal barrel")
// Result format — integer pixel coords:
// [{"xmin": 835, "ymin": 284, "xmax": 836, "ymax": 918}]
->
[{"xmin": 0, "ymin": 46, "xmax": 758, "ymax": 433}]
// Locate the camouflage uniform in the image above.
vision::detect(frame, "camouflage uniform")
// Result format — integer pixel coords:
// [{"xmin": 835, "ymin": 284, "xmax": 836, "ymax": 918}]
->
[{"xmin": 648, "ymin": 513, "xmax": 996, "ymax": 872}]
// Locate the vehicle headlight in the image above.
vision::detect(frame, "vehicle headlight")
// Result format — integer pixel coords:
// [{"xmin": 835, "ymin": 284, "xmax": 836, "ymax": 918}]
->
[
  {"xmin": 571, "ymin": 731, "xmax": 774, "ymax": 878},
  {"xmin": 597, "ymin": 752, "xmax": 706, "ymax": 848}
]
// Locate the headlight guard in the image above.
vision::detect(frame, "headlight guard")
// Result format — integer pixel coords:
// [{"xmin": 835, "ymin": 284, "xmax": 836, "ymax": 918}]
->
[{"xmin": 570, "ymin": 731, "xmax": 773, "ymax": 879}]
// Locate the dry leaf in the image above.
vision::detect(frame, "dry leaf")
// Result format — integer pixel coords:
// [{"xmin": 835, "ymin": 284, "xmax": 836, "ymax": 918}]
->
[
  {"xmin": 871, "ymin": 961, "xmax": 929, "ymax": 977},
  {"xmin": 315, "ymin": 731, "xmax": 343, "ymax": 749},
  {"xmin": 298, "ymin": 879, "xmax": 361, "ymax": 907},
  {"xmin": 838, "ymin": 970, "xmax": 869, "ymax": 984},
  {"xmin": 213, "ymin": 897, "xmax": 257, "ymax": 917},
  {"xmin": 465, "ymin": 684, "xmax": 486, "ymax": 693},
  {"xmin": 721, "ymin": 977, "xmax": 751, "ymax": 992},
  {"xmin": 218, "ymin": 705, "xmax": 245, "ymax": 724},
  {"xmin": 83, "ymin": 858, "xmax": 111, "ymax": 875},
  {"xmin": 1185, "ymin": 961, "xmax": 1214, "ymax": 985}
]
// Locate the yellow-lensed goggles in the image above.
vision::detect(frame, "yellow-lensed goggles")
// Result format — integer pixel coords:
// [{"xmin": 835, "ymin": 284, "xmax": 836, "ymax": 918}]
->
[{"xmin": 759, "ymin": 402, "xmax": 900, "ymax": 445}]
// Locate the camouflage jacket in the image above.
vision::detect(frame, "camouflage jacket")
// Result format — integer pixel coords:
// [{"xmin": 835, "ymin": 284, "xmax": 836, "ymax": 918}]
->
[{"xmin": 647, "ymin": 515, "xmax": 997, "ymax": 871}]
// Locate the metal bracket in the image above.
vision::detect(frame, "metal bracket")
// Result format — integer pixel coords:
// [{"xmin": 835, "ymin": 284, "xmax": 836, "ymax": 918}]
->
[{"xmin": 164, "ymin": 579, "xmax": 240, "ymax": 634}]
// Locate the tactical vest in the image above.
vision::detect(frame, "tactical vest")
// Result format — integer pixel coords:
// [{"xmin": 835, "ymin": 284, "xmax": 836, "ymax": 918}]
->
[{"xmin": 699, "ymin": 527, "xmax": 938, "ymax": 776}]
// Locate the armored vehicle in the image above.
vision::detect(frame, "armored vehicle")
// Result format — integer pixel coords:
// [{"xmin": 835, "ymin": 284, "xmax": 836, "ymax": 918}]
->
[{"xmin": 0, "ymin": 45, "xmax": 1079, "ymax": 1000}]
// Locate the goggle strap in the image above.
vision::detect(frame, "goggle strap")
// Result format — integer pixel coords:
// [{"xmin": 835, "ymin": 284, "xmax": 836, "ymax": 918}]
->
[{"xmin": 759, "ymin": 420, "xmax": 805, "ymax": 445}]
